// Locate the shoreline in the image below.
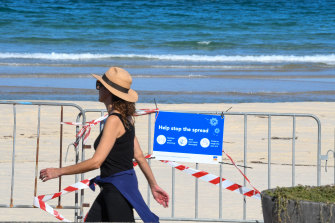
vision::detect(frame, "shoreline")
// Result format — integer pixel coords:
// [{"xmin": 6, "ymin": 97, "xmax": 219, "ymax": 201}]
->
[{"xmin": 2, "ymin": 85, "xmax": 335, "ymax": 104}]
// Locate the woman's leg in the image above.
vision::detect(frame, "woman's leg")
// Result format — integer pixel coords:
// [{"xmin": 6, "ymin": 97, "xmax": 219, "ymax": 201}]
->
[
  {"xmin": 84, "ymin": 191, "xmax": 108, "ymax": 222},
  {"xmin": 102, "ymin": 184, "xmax": 135, "ymax": 222}
]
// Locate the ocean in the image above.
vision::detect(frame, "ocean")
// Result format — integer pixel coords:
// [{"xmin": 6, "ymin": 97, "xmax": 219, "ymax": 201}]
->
[{"xmin": 1, "ymin": 0, "xmax": 335, "ymax": 103}]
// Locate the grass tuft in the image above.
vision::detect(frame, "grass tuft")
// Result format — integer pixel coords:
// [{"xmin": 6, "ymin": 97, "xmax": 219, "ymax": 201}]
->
[{"xmin": 265, "ymin": 185, "xmax": 335, "ymax": 204}]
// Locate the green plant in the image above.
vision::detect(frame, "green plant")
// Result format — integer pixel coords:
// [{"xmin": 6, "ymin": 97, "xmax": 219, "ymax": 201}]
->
[
  {"xmin": 263, "ymin": 185, "xmax": 335, "ymax": 223},
  {"xmin": 265, "ymin": 185, "xmax": 335, "ymax": 204}
]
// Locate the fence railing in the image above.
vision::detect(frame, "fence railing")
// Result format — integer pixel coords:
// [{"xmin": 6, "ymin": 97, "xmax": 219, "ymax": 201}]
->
[
  {"xmin": 0, "ymin": 101, "xmax": 331, "ymax": 222},
  {"xmin": 75, "ymin": 109, "xmax": 325, "ymax": 223},
  {"xmin": 0, "ymin": 101, "xmax": 87, "ymax": 222}
]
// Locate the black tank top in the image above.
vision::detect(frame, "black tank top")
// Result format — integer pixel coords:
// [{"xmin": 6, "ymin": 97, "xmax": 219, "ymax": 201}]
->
[{"xmin": 94, "ymin": 113, "xmax": 135, "ymax": 178}]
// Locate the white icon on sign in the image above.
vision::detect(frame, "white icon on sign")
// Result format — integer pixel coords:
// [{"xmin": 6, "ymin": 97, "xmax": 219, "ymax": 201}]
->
[
  {"xmin": 210, "ymin": 117, "xmax": 219, "ymax": 126},
  {"xmin": 200, "ymin": 138, "xmax": 210, "ymax": 148},
  {"xmin": 178, "ymin": 136, "xmax": 188, "ymax": 146},
  {"xmin": 157, "ymin": 135, "xmax": 166, "ymax": 145}
]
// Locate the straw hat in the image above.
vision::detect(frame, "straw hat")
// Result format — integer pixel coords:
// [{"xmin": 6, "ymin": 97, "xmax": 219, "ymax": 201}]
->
[{"xmin": 92, "ymin": 67, "xmax": 138, "ymax": 102}]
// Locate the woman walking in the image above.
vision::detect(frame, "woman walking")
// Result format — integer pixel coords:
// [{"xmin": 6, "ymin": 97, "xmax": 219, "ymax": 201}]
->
[{"xmin": 40, "ymin": 67, "xmax": 169, "ymax": 222}]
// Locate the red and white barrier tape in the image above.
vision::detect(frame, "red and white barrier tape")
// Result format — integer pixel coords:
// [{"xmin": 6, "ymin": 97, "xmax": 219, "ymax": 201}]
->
[
  {"xmin": 34, "ymin": 155, "xmax": 259, "ymax": 221},
  {"xmin": 35, "ymin": 155, "xmax": 259, "ymax": 221},
  {"xmin": 135, "ymin": 155, "xmax": 260, "ymax": 199},
  {"xmin": 62, "ymin": 109, "xmax": 158, "ymax": 147},
  {"xmin": 36, "ymin": 110, "xmax": 260, "ymax": 221},
  {"xmin": 163, "ymin": 160, "xmax": 260, "ymax": 199},
  {"xmin": 35, "ymin": 109, "xmax": 159, "ymax": 221},
  {"xmin": 222, "ymin": 150, "xmax": 260, "ymax": 194},
  {"xmin": 33, "ymin": 179, "xmax": 92, "ymax": 222}
]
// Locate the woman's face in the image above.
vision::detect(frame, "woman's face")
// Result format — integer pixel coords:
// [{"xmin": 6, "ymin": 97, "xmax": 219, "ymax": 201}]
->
[
  {"xmin": 97, "ymin": 81, "xmax": 111, "ymax": 103},
  {"xmin": 99, "ymin": 86, "xmax": 111, "ymax": 103}
]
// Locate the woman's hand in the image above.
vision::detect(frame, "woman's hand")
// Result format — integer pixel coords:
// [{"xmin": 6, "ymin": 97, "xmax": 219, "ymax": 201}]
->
[
  {"xmin": 39, "ymin": 168, "xmax": 61, "ymax": 182},
  {"xmin": 151, "ymin": 185, "xmax": 169, "ymax": 208}
]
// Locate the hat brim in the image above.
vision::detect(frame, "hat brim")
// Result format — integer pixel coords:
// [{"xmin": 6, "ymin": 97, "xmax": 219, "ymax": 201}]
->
[{"xmin": 92, "ymin": 73, "xmax": 138, "ymax": 102}]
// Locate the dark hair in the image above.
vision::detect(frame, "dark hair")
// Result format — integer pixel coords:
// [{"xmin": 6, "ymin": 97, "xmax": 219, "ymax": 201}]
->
[{"xmin": 111, "ymin": 94, "xmax": 136, "ymax": 128}]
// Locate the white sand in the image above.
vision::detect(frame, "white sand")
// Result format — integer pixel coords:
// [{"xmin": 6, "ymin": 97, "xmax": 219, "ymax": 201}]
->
[{"xmin": 0, "ymin": 101, "xmax": 334, "ymax": 222}]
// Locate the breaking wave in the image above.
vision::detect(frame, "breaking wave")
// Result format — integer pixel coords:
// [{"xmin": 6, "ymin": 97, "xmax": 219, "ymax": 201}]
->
[{"xmin": 1, "ymin": 52, "xmax": 335, "ymax": 64}]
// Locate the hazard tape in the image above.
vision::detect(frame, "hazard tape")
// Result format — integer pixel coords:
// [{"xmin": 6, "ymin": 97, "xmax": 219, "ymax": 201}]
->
[
  {"xmin": 36, "ymin": 109, "xmax": 260, "ymax": 221},
  {"xmin": 62, "ymin": 108, "xmax": 158, "ymax": 148},
  {"xmin": 162, "ymin": 160, "xmax": 260, "ymax": 199},
  {"xmin": 35, "ymin": 109, "xmax": 159, "ymax": 221},
  {"xmin": 33, "ymin": 179, "xmax": 92, "ymax": 222},
  {"xmin": 35, "ymin": 155, "xmax": 259, "ymax": 221},
  {"xmin": 222, "ymin": 150, "xmax": 260, "ymax": 194},
  {"xmin": 134, "ymin": 155, "xmax": 260, "ymax": 199}
]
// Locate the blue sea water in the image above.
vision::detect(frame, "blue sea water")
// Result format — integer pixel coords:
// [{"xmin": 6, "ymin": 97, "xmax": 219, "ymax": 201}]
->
[{"xmin": 0, "ymin": 0, "xmax": 335, "ymax": 103}]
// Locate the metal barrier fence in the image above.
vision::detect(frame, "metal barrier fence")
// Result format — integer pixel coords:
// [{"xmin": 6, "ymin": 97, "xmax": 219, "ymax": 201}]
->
[
  {"xmin": 0, "ymin": 101, "xmax": 332, "ymax": 222},
  {"xmin": 0, "ymin": 101, "xmax": 87, "ymax": 222},
  {"xmin": 76, "ymin": 109, "xmax": 327, "ymax": 223}
]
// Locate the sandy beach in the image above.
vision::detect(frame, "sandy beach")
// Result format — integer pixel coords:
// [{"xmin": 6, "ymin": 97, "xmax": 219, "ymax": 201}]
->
[
  {"xmin": 2, "ymin": 0, "xmax": 335, "ymax": 222},
  {"xmin": 0, "ymin": 101, "xmax": 334, "ymax": 222}
]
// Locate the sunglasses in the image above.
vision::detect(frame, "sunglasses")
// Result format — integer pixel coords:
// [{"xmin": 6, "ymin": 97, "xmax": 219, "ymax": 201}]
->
[{"xmin": 96, "ymin": 81, "xmax": 103, "ymax": 90}]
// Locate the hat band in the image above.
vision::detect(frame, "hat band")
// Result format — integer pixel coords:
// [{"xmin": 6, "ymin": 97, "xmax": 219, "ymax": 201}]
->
[{"xmin": 102, "ymin": 74, "xmax": 129, "ymax": 93}]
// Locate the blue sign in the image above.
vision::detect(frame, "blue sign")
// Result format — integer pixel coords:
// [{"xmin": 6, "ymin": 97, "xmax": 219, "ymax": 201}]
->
[{"xmin": 153, "ymin": 111, "xmax": 224, "ymax": 164}]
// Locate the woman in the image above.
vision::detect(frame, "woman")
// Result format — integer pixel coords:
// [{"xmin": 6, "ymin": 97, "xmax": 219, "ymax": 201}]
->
[{"xmin": 39, "ymin": 67, "xmax": 169, "ymax": 222}]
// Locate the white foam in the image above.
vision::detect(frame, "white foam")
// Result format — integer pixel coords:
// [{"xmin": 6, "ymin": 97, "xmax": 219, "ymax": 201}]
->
[
  {"xmin": 1, "ymin": 52, "xmax": 335, "ymax": 64},
  {"xmin": 0, "ymin": 52, "xmax": 110, "ymax": 60},
  {"xmin": 140, "ymin": 54, "xmax": 335, "ymax": 63},
  {"xmin": 197, "ymin": 41, "xmax": 211, "ymax": 45}
]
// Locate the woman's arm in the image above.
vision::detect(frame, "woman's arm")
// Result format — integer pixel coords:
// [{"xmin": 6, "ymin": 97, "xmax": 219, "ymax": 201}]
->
[
  {"xmin": 40, "ymin": 116, "xmax": 122, "ymax": 182},
  {"xmin": 134, "ymin": 136, "xmax": 169, "ymax": 207}
]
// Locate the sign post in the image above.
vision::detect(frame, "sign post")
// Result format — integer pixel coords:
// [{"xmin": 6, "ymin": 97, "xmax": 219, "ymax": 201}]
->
[{"xmin": 153, "ymin": 111, "xmax": 224, "ymax": 164}]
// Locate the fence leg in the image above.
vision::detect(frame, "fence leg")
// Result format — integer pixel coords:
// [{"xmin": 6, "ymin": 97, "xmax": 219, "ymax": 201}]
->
[
  {"xmin": 147, "ymin": 113, "xmax": 151, "ymax": 207},
  {"xmin": 317, "ymin": 117, "xmax": 322, "ymax": 186},
  {"xmin": 80, "ymin": 112, "xmax": 87, "ymax": 222},
  {"xmin": 268, "ymin": 115, "xmax": 272, "ymax": 189},
  {"xmin": 243, "ymin": 114, "xmax": 248, "ymax": 220},
  {"xmin": 75, "ymin": 112, "xmax": 82, "ymax": 222},
  {"xmin": 292, "ymin": 116, "xmax": 296, "ymax": 186},
  {"xmin": 172, "ymin": 167, "xmax": 175, "ymax": 218},
  {"xmin": 58, "ymin": 106, "xmax": 63, "ymax": 208},
  {"xmin": 219, "ymin": 163, "xmax": 223, "ymax": 219},
  {"xmin": 34, "ymin": 106, "xmax": 41, "ymax": 200},
  {"xmin": 195, "ymin": 163, "xmax": 199, "ymax": 219},
  {"xmin": 10, "ymin": 104, "xmax": 17, "ymax": 208}
]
